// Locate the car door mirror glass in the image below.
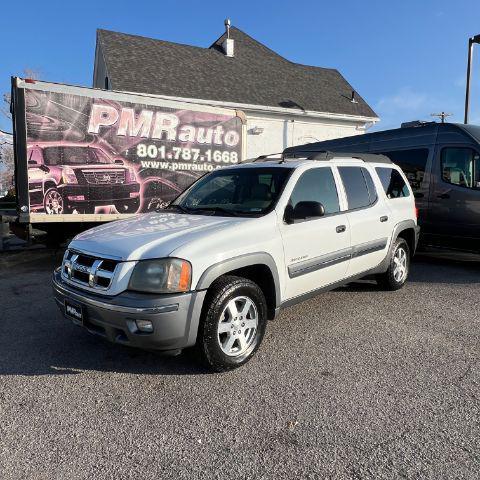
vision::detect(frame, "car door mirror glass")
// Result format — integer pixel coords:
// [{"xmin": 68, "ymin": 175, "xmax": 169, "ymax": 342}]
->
[{"xmin": 292, "ymin": 201, "xmax": 325, "ymax": 221}]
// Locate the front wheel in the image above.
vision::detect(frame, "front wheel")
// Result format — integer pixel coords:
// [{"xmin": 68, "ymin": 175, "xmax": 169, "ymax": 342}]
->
[
  {"xmin": 376, "ymin": 238, "xmax": 410, "ymax": 290},
  {"xmin": 197, "ymin": 275, "xmax": 268, "ymax": 372},
  {"xmin": 114, "ymin": 198, "xmax": 139, "ymax": 214},
  {"xmin": 44, "ymin": 187, "xmax": 69, "ymax": 214}
]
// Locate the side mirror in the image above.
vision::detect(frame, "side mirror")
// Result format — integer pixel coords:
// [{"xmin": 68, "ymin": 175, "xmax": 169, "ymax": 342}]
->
[
  {"xmin": 114, "ymin": 159, "xmax": 124, "ymax": 165},
  {"xmin": 28, "ymin": 160, "xmax": 38, "ymax": 166},
  {"xmin": 285, "ymin": 201, "xmax": 325, "ymax": 224}
]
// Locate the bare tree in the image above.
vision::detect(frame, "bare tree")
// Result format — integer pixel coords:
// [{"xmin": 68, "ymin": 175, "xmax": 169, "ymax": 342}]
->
[
  {"xmin": 1, "ymin": 68, "xmax": 41, "ymax": 121},
  {"xmin": 0, "ymin": 137, "xmax": 15, "ymax": 196}
]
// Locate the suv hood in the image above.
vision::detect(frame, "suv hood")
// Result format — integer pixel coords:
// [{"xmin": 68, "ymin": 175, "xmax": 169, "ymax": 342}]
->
[{"xmin": 69, "ymin": 212, "xmax": 247, "ymax": 261}]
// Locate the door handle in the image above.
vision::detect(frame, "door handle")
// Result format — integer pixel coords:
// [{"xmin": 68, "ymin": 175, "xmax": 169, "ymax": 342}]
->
[
  {"xmin": 437, "ymin": 193, "xmax": 450, "ymax": 199},
  {"xmin": 380, "ymin": 215, "xmax": 388, "ymax": 222},
  {"xmin": 336, "ymin": 225, "xmax": 346, "ymax": 233}
]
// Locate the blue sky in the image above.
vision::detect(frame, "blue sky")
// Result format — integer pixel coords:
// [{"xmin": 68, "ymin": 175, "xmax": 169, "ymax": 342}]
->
[{"xmin": 1, "ymin": 0, "xmax": 480, "ymax": 133}]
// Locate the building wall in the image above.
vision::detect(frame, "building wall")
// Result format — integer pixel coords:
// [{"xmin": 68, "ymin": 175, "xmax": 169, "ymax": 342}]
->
[{"xmin": 244, "ymin": 111, "xmax": 366, "ymax": 160}]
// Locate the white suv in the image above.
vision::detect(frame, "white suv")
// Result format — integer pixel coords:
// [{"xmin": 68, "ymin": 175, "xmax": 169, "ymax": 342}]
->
[{"xmin": 53, "ymin": 152, "xmax": 419, "ymax": 371}]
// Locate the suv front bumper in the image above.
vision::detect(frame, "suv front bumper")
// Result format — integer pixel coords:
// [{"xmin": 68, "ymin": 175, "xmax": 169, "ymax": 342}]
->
[
  {"xmin": 52, "ymin": 269, "xmax": 206, "ymax": 352},
  {"xmin": 60, "ymin": 183, "xmax": 140, "ymax": 205}
]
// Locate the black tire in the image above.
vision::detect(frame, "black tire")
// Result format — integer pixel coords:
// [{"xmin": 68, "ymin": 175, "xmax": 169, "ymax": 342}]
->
[
  {"xmin": 114, "ymin": 198, "xmax": 140, "ymax": 214},
  {"xmin": 197, "ymin": 275, "xmax": 268, "ymax": 372},
  {"xmin": 376, "ymin": 238, "xmax": 410, "ymax": 290}
]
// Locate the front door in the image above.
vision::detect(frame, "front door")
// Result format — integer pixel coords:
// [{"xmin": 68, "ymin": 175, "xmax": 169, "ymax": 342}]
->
[
  {"xmin": 278, "ymin": 166, "xmax": 351, "ymax": 300},
  {"xmin": 427, "ymin": 146, "xmax": 480, "ymax": 251}
]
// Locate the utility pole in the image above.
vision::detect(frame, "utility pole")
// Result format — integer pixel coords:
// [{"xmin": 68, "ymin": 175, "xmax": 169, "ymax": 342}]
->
[{"xmin": 464, "ymin": 34, "xmax": 480, "ymax": 124}]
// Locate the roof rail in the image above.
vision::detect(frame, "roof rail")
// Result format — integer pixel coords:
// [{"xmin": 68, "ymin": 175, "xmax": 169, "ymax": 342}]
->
[
  {"xmin": 252, "ymin": 152, "xmax": 284, "ymax": 162},
  {"xmin": 286, "ymin": 150, "xmax": 392, "ymax": 164},
  {"xmin": 244, "ymin": 150, "xmax": 392, "ymax": 165}
]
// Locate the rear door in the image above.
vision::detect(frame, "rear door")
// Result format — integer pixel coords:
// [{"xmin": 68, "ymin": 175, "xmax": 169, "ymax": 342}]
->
[
  {"xmin": 337, "ymin": 165, "xmax": 391, "ymax": 276},
  {"xmin": 278, "ymin": 166, "xmax": 351, "ymax": 300},
  {"xmin": 427, "ymin": 145, "xmax": 480, "ymax": 250}
]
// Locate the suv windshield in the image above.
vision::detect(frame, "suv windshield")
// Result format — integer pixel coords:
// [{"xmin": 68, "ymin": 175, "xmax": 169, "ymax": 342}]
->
[
  {"xmin": 171, "ymin": 167, "xmax": 293, "ymax": 216},
  {"xmin": 43, "ymin": 146, "xmax": 112, "ymax": 166}
]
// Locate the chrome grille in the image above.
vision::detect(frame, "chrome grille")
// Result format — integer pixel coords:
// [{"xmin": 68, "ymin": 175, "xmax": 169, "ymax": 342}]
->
[
  {"xmin": 61, "ymin": 250, "xmax": 119, "ymax": 291},
  {"xmin": 82, "ymin": 169, "xmax": 125, "ymax": 185}
]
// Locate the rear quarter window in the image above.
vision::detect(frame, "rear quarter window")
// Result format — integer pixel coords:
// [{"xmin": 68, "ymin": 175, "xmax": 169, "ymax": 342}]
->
[
  {"xmin": 338, "ymin": 166, "xmax": 376, "ymax": 210},
  {"xmin": 375, "ymin": 167, "xmax": 410, "ymax": 198}
]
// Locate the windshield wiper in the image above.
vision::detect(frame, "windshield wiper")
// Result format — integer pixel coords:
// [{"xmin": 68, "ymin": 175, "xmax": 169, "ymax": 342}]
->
[
  {"xmin": 190, "ymin": 206, "xmax": 240, "ymax": 217},
  {"xmin": 162, "ymin": 204, "xmax": 191, "ymax": 214}
]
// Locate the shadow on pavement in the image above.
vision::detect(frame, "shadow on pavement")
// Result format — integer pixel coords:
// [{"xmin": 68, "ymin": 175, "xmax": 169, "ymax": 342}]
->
[{"xmin": 0, "ymin": 247, "xmax": 478, "ymax": 377}]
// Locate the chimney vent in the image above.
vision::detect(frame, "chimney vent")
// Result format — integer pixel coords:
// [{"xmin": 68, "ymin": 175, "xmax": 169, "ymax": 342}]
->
[{"xmin": 222, "ymin": 18, "xmax": 234, "ymax": 57}]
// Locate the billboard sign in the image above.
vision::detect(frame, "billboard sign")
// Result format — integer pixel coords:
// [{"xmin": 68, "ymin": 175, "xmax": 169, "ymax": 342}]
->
[{"xmin": 22, "ymin": 83, "xmax": 243, "ymax": 217}]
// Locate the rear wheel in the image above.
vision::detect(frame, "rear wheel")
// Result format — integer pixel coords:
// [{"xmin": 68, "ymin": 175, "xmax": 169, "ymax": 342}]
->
[
  {"xmin": 197, "ymin": 275, "xmax": 267, "ymax": 372},
  {"xmin": 376, "ymin": 238, "xmax": 410, "ymax": 290}
]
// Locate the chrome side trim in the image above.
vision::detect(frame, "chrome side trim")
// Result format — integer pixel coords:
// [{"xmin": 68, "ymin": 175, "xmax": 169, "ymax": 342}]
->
[
  {"xmin": 287, "ymin": 238, "xmax": 388, "ymax": 279},
  {"xmin": 53, "ymin": 274, "xmax": 179, "ymax": 315},
  {"xmin": 352, "ymin": 238, "xmax": 388, "ymax": 258},
  {"xmin": 288, "ymin": 247, "xmax": 351, "ymax": 279}
]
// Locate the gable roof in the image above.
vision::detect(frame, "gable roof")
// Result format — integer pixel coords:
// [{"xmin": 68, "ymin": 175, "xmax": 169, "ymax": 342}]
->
[{"xmin": 96, "ymin": 27, "xmax": 377, "ymax": 119}]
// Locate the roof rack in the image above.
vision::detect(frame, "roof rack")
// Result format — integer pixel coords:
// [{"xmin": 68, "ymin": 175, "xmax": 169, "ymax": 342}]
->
[
  {"xmin": 283, "ymin": 150, "xmax": 392, "ymax": 164},
  {"xmin": 251, "ymin": 153, "xmax": 284, "ymax": 162},
  {"xmin": 245, "ymin": 150, "xmax": 392, "ymax": 165}
]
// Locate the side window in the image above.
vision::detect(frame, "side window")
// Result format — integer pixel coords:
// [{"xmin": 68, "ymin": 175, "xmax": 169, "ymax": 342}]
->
[
  {"xmin": 375, "ymin": 168, "xmax": 410, "ymax": 198},
  {"xmin": 289, "ymin": 167, "xmax": 340, "ymax": 215},
  {"xmin": 338, "ymin": 166, "xmax": 372, "ymax": 209},
  {"xmin": 382, "ymin": 149, "xmax": 429, "ymax": 193},
  {"xmin": 441, "ymin": 147, "xmax": 480, "ymax": 189},
  {"xmin": 28, "ymin": 148, "xmax": 43, "ymax": 165}
]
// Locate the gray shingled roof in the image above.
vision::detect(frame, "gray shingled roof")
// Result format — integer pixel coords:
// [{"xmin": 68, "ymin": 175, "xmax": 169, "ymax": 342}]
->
[{"xmin": 97, "ymin": 28, "xmax": 377, "ymax": 119}]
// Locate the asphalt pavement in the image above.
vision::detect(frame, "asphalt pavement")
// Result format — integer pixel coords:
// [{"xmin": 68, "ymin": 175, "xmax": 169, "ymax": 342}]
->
[{"xmin": 0, "ymin": 249, "xmax": 479, "ymax": 479}]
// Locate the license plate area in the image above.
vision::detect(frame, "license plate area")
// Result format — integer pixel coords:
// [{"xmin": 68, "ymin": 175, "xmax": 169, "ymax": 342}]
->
[{"xmin": 65, "ymin": 299, "xmax": 84, "ymax": 324}]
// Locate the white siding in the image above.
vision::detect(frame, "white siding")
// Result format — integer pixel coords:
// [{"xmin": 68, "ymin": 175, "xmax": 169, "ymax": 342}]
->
[{"xmin": 245, "ymin": 111, "xmax": 367, "ymax": 160}]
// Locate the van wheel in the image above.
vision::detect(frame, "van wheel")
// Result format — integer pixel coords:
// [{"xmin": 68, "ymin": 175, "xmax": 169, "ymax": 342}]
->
[
  {"xmin": 376, "ymin": 238, "xmax": 410, "ymax": 290},
  {"xmin": 197, "ymin": 275, "xmax": 268, "ymax": 372}
]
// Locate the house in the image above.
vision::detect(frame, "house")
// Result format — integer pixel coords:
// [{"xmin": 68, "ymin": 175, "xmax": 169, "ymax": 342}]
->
[{"xmin": 93, "ymin": 22, "xmax": 378, "ymax": 159}]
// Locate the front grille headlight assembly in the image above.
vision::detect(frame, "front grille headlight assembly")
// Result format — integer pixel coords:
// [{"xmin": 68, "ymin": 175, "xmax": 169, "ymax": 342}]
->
[{"xmin": 128, "ymin": 258, "xmax": 192, "ymax": 294}]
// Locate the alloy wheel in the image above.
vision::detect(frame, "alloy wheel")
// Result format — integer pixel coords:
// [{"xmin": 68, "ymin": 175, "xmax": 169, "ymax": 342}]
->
[
  {"xmin": 217, "ymin": 295, "xmax": 258, "ymax": 357},
  {"xmin": 393, "ymin": 246, "xmax": 408, "ymax": 282},
  {"xmin": 45, "ymin": 190, "xmax": 64, "ymax": 214}
]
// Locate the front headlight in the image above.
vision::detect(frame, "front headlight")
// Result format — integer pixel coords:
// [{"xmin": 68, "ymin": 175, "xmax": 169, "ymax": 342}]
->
[
  {"xmin": 62, "ymin": 166, "xmax": 78, "ymax": 184},
  {"xmin": 128, "ymin": 258, "xmax": 192, "ymax": 293},
  {"xmin": 126, "ymin": 167, "xmax": 137, "ymax": 182}
]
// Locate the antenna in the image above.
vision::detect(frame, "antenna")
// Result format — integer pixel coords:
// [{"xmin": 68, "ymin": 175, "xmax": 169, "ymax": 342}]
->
[
  {"xmin": 431, "ymin": 112, "xmax": 453, "ymax": 123},
  {"xmin": 224, "ymin": 18, "xmax": 231, "ymax": 39}
]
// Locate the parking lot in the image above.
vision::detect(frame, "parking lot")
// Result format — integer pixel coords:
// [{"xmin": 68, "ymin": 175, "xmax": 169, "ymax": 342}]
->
[{"xmin": 0, "ymin": 249, "xmax": 479, "ymax": 479}]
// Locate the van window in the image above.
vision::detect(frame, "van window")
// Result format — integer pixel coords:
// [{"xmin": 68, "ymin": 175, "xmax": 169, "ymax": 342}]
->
[
  {"xmin": 441, "ymin": 147, "xmax": 480, "ymax": 189},
  {"xmin": 382, "ymin": 149, "xmax": 429, "ymax": 193},
  {"xmin": 375, "ymin": 168, "xmax": 410, "ymax": 198},
  {"xmin": 338, "ymin": 167, "xmax": 372, "ymax": 209},
  {"xmin": 289, "ymin": 167, "xmax": 340, "ymax": 215}
]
